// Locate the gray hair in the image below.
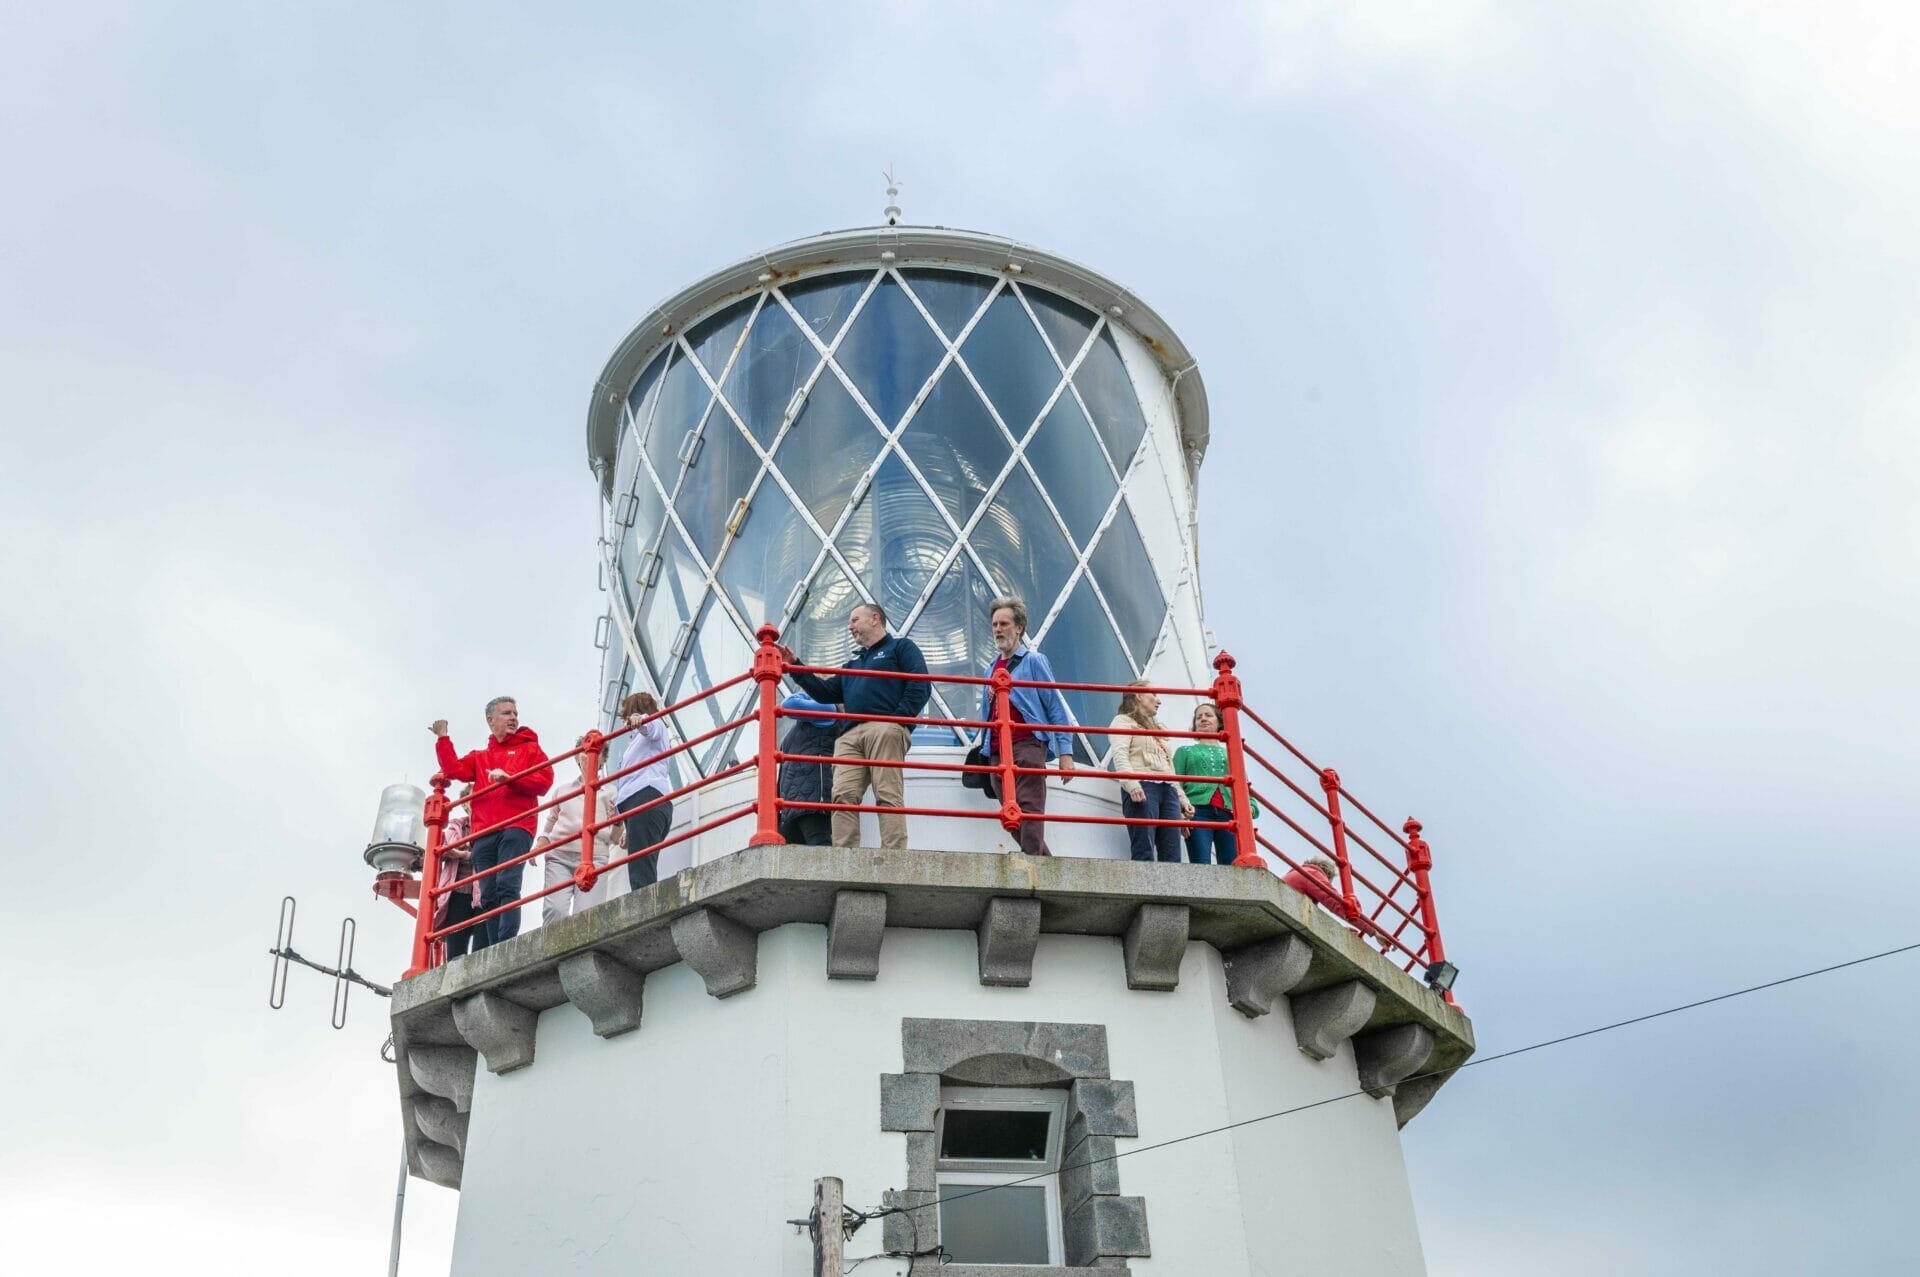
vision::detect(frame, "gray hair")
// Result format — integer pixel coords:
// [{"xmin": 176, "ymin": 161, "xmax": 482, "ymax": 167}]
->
[
  {"xmin": 853, "ymin": 601, "xmax": 887, "ymax": 627},
  {"xmin": 987, "ymin": 595, "xmax": 1027, "ymax": 632},
  {"xmin": 484, "ymin": 696, "xmax": 517, "ymax": 719}
]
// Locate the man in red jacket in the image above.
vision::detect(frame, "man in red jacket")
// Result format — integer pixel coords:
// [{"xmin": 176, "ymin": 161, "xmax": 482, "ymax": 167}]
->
[{"xmin": 431, "ymin": 696, "xmax": 554, "ymax": 951}]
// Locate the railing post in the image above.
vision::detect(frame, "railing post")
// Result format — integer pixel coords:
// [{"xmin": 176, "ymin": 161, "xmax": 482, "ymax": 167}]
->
[
  {"xmin": 749, "ymin": 623, "xmax": 786, "ymax": 846},
  {"xmin": 1210, "ymin": 651, "xmax": 1261, "ymax": 868},
  {"xmin": 1320, "ymin": 768, "xmax": 1364, "ymax": 926},
  {"xmin": 1405, "ymin": 817, "xmax": 1448, "ymax": 997},
  {"xmin": 575, "ymin": 730, "xmax": 603, "ymax": 894},
  {"xmin": 992, "ymin": 665, "xmax": 1021, "ymax": 834},
  {"xmin": 406, "ymin": 774, "xmax": 449, "ymax": 978}
]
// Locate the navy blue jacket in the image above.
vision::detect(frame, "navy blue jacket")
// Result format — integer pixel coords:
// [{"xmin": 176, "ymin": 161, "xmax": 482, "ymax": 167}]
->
[{"xmin": 791, "ymin": 633, "xmax": 931, "ymax": 730}]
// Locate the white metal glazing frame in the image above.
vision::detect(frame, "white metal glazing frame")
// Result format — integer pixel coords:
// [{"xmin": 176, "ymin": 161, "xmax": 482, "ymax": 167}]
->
[{"xmin": 596, "ymin": 264, "xmax": 1180, "ymax": 774}]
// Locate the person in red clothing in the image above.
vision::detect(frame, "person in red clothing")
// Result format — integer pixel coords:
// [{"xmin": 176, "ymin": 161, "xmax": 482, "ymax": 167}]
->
[
  {"xmin": 1284, "ymin": 856, "xmax": 1387, "ymax": 940},
  {"xmin": 431, "ymin": 696, "xmax": 554, "ymax": 951}
]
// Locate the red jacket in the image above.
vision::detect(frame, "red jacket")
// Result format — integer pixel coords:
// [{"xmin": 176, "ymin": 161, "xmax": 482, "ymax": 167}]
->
[
  {"xmin": 1283, "ymin": 865, "xmax": 1346, "ymax": 914},
  {"xmin": 436, "ymin": 728, "xmax": 554, "ymax": 837}
]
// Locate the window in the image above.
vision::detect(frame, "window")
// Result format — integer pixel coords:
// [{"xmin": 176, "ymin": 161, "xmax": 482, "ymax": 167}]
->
[{"xmin": 933, "ymin": 1087, "xmax": 1068, "ymax": 1266}]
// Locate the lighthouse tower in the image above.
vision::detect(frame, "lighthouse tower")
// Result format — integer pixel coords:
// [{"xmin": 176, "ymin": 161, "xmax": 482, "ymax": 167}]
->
[{"xmin": 387, "ymin": 224, "xmax": 1474, "ymax": 1275}]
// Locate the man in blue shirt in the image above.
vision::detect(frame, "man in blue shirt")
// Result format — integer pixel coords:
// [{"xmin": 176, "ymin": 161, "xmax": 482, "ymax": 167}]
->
[
  {"xmin": 977, "ymin": 595, "xmax": 1075, "ymax": 856},
  {"xmin": 781, "ymin": 602, "xmax": 930, "ymax": 849}
]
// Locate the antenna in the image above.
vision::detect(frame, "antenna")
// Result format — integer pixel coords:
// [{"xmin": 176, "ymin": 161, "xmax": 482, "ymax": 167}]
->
[
  {"xmin": 882, "ymin": 166, "xmax": 902, "ymax": 226},
  {"xmin": 267, "ymin": 895, "xmax": 391, "ymax": 1028}
]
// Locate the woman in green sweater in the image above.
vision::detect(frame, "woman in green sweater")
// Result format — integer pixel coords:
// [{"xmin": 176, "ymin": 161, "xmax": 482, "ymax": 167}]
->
[{"xmin": 1172, "ymin": 702, "xmax": 1257, "ymax": 865}]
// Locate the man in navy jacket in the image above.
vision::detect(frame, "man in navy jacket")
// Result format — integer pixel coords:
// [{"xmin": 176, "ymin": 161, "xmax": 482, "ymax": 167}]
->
[{"xmin": 781, "ymin": 603, "xmax": 930, "ymax": 849}]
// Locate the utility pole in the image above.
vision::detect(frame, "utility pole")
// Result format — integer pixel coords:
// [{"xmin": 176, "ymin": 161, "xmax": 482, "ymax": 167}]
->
[{"xmin": 811, "ymin": 1176, "xmax": 844, "ymax": 1276}]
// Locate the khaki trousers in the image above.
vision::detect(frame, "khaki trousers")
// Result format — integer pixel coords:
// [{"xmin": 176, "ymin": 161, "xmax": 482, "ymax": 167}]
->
[{"xmin": 831, "ymin": 720, "xmax": 912, "ymax": 849}]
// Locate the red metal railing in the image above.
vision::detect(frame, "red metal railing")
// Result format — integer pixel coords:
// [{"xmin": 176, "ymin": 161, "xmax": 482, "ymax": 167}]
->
[{"xmin": 397, "ymin": 626, "xmax": 1451, "ymax": 998}]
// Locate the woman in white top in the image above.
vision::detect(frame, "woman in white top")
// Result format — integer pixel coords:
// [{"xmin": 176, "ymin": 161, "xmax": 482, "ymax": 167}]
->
[
  {"xmin": 615, "ymin": 691, "xmax": 675, "ymax": 890},
  {"xmin": 533, "ymin": 735, "xmax": 625, "ymax": 926},
  {"xmin": 1108, "ymin": 681, "xmax": 1193, "ymax": 862}
]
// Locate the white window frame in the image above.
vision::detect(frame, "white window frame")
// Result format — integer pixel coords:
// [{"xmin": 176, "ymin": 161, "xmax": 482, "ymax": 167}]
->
[{"xmin": 933, "ymin": 1086, "xmax": 1069, "ymax": 1266}]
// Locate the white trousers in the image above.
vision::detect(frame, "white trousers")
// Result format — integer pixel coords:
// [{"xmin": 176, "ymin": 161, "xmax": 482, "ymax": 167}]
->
[{"xmin": 541, "ymin": 840, "xmax": 618, "ymax": 927}]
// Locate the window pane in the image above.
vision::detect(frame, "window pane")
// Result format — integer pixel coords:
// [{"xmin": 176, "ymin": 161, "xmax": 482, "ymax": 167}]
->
[
  {"xmin": 902, "ymin": 267, "xmax": 994, "ymax": 343},
  {"xmin": 915, "ymin": 552, "xmax": 994, "ymax": 685},
  {"xmin": 637, "ymin": 526, "xmax": 706, "ymax": 691},
  {"xmin": 687, "ymin": 295, "xmax": 757, "ymax": 383},
  {"xmin": 941, "ymin": 1108, "xmax": 1051, "ymax": 1161},
  {"xmin": 970, "ymin": 463, "xmax": 1077, "ymax": 631},
  {"xmin": 1073, "ymin": 327, "xmax": 1149, "ymax": 472},
  {"xmin": 678, "ymin": 595, "xmax": 754, "ymax": 736},
  {"xmin": 1036, "ymin": 572, "xmax": 1129, "ymax": 763},
  {"xmin": 1022, "ymin": 284, "xmax": 1098, "ymax": 370},
  {"xmin": 778, "ymin": 369, "xmax": 885, "ymax": 536},
  {"xmin": 899, "ymin": 363, "xmax": 1011, "ymax": 527},
  {"xmin": 937, "ymin": 1184, "xmax": 1051, "ymax": 1266},
  {"xmin": 782, "ymin": 554, "xmax": 861, "ymax": 665},
  {"xmin": 625, "ymin": 346, "xmax": 670, "ymax": 426},
  {"xmin": 1021, "ymin": 390, "xmax": 1115, "ymax": 548},
  {"xmin": 837, "ymin": 452, "xmax": 950, "ymax": 627},
  {"xmin": 832, "ymin": 274, "xmax": 945, "ymax": 430},
  {"xmin": 715, "ymin": 482, "xmax": 821, "ymax": 633},
  {"xmin": 780, "ymin": 271, "xmax": 870, "ymax": 346},
  {"xmin": 646, "ymin": 348, "xmax": 714, "ymax": 493},
  {"xmin": 960, "ymin": 289, "xmax": 1060, "ymax": 438},
  {"xmin": 1086, "ymin": 499, "xmax": 1167, "ymax": 665},
  {"xmin": 675, "ymin": 415, "xmax": 764, "ymax": 565},
  {"xmin": 720, "ymin": 299, "xmax": 818, "ymax": 449}
]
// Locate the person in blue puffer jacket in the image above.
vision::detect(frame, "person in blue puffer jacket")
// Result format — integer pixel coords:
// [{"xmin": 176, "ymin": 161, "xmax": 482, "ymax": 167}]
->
[{"xmin": 777, "ymin": 694, "xmax": 839, "ymax": 846}]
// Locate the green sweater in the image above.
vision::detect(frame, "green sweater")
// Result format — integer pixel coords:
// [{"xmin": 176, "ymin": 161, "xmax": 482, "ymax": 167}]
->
[{"xmin": 1171, "ymin": 742, "xmax": 1259, "ymax": 816}]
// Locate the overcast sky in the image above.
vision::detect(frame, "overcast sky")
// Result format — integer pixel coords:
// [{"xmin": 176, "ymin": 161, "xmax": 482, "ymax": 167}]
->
[{"xmin": 3, "ymin": 3, "xmax": 1915, "ymax": 1273}]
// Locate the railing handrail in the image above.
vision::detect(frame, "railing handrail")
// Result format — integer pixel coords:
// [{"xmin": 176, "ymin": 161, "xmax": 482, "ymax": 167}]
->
[{"xmin": 402, "ymin": 628, "xmax": 1450, "ymax": 1003}]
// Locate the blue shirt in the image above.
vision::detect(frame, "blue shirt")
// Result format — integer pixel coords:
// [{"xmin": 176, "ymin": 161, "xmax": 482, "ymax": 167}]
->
[{"xmin": 977, "ymin": 643, "xmax": 1074, "ymax": 759}]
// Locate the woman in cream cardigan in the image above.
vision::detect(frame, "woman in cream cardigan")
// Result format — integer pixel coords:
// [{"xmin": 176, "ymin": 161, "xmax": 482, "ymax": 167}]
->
[{"xmin": 1109, "ymin": 682, "xmax": 1193, "ymax": 862}]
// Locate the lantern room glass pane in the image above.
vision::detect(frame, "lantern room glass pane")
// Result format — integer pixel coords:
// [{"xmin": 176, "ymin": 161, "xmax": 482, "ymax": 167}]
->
[
  {"xmin": 675, "ymin": 595, "xmax": 754, "ymax": 735},
  {"xmin": 778, "ymin": 369, "xmax": 886, "ymax": 536},
  {"xmin": 715, "ymin": 482, "xmax": 821, "ymax": 632},
  {"xmin": 720, "ymin": 299, "xmax": 817, "ymax": 449},
  {"xmin": 832, "ymin": 274, "xmax": 946, "ymax": 430},
  {"xmin": 838, "ymin": 452, "xmax": 950, "ymax": 627},
  {"xmin": 1038, "ymin": 573, "xmax": 1129, "ymax": 763},
  {"xmin": 674, "ymin": 414, "xmax": 764, "ymax": 565},
  {"xmin": 960, "ymin": 290, "xmax": 1059, "ymax": 438},
  {"xmin": 782, "ymin": 554, "xmax": 861, "ymax": 665},
  {"xmin": 917, "ymin": 552, "xmax": 995, "ymax": 684},
  {"xmin": 1087, "ymin": 499, "xmax": 1166, "ymax": 664},
  {"xmin": 687, "ymin": 295, "xmax": 756, "ymax": 383},
  {"xmin": 1073, "ymin": 326, "xmax": 1149, "ymax": 472},
  {"xmin": 780, "ymin": 272, "xmax": 870, "ymax": 346},
  {"xmin": 1021, "ymin": 392, "xmax": 1115, "ymax": 548},
  {"xmin": 637, "ymin": 526, "xmax": 707, "ymax": 688},
  {"xmin": 625, "ymin": 347, "xmax": 670, "ymax": 427},
  {"xmin": 1023, "ymin": 285, "xmax": 1098, "ymax": 370},
  {"xmin": 901, "ymin": 267, "xmax": 995, "ymax": 344},
  {"xmin": 971, "ymin": 464, "xmax": 1078, "ymax": 634},
  {"xmin": 898, "ymin": 364, "xmax": 1011, "ymax": 528},
  {"xmin": 646, "ymin": 348, "xmax": 714, "ymax": 493}
]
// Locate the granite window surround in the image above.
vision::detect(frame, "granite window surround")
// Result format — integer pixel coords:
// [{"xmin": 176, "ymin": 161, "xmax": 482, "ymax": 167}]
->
[{"xmin": 880, "ymin": 1017, "xmax": 1150, "ymax": 1275}]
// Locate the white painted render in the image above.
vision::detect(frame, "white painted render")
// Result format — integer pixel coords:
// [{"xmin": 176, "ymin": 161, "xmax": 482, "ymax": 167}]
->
[{"xmin": 450, "ymin": 924, "xmax": 1428, "ymax": 1276}]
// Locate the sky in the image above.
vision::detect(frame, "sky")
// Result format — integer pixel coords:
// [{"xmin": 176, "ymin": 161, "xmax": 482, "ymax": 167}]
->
[{"xmin": 2, "ymin": 2, "xmax": 1916, "ymax": 1273}]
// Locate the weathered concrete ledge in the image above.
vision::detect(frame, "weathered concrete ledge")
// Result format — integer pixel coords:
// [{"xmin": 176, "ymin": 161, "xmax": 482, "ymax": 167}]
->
[{"xmin": 391, "ymin": 845, "xmax": 1475, "ymax": 1187}]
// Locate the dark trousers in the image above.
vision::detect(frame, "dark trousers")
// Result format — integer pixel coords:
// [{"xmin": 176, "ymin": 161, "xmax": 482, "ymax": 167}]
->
[
  {"xmin": 440, "ymin": 886, "xmax": 480, "ymax": 959},
  {"xmin": 780, "ymin": 811, "xmax": 833, "ymax": 847},
  {"xmin": 468, "ymin": 827, "xmax": 532, "ymax": 949},
  {"xmin": 1122, "ymin": 780, "xmax": 1183, "ymax": 862},
  {"xmin": 1184, "ymin": 802, "xmax": 1237, "ymax": 865},
  {"xmin": 1010, "ymin": 737, "xmax": 1052, "ymax": 856},
  {"xmin": 620, "ymin": 786, "xmax": 672, "ymax": 891}
]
